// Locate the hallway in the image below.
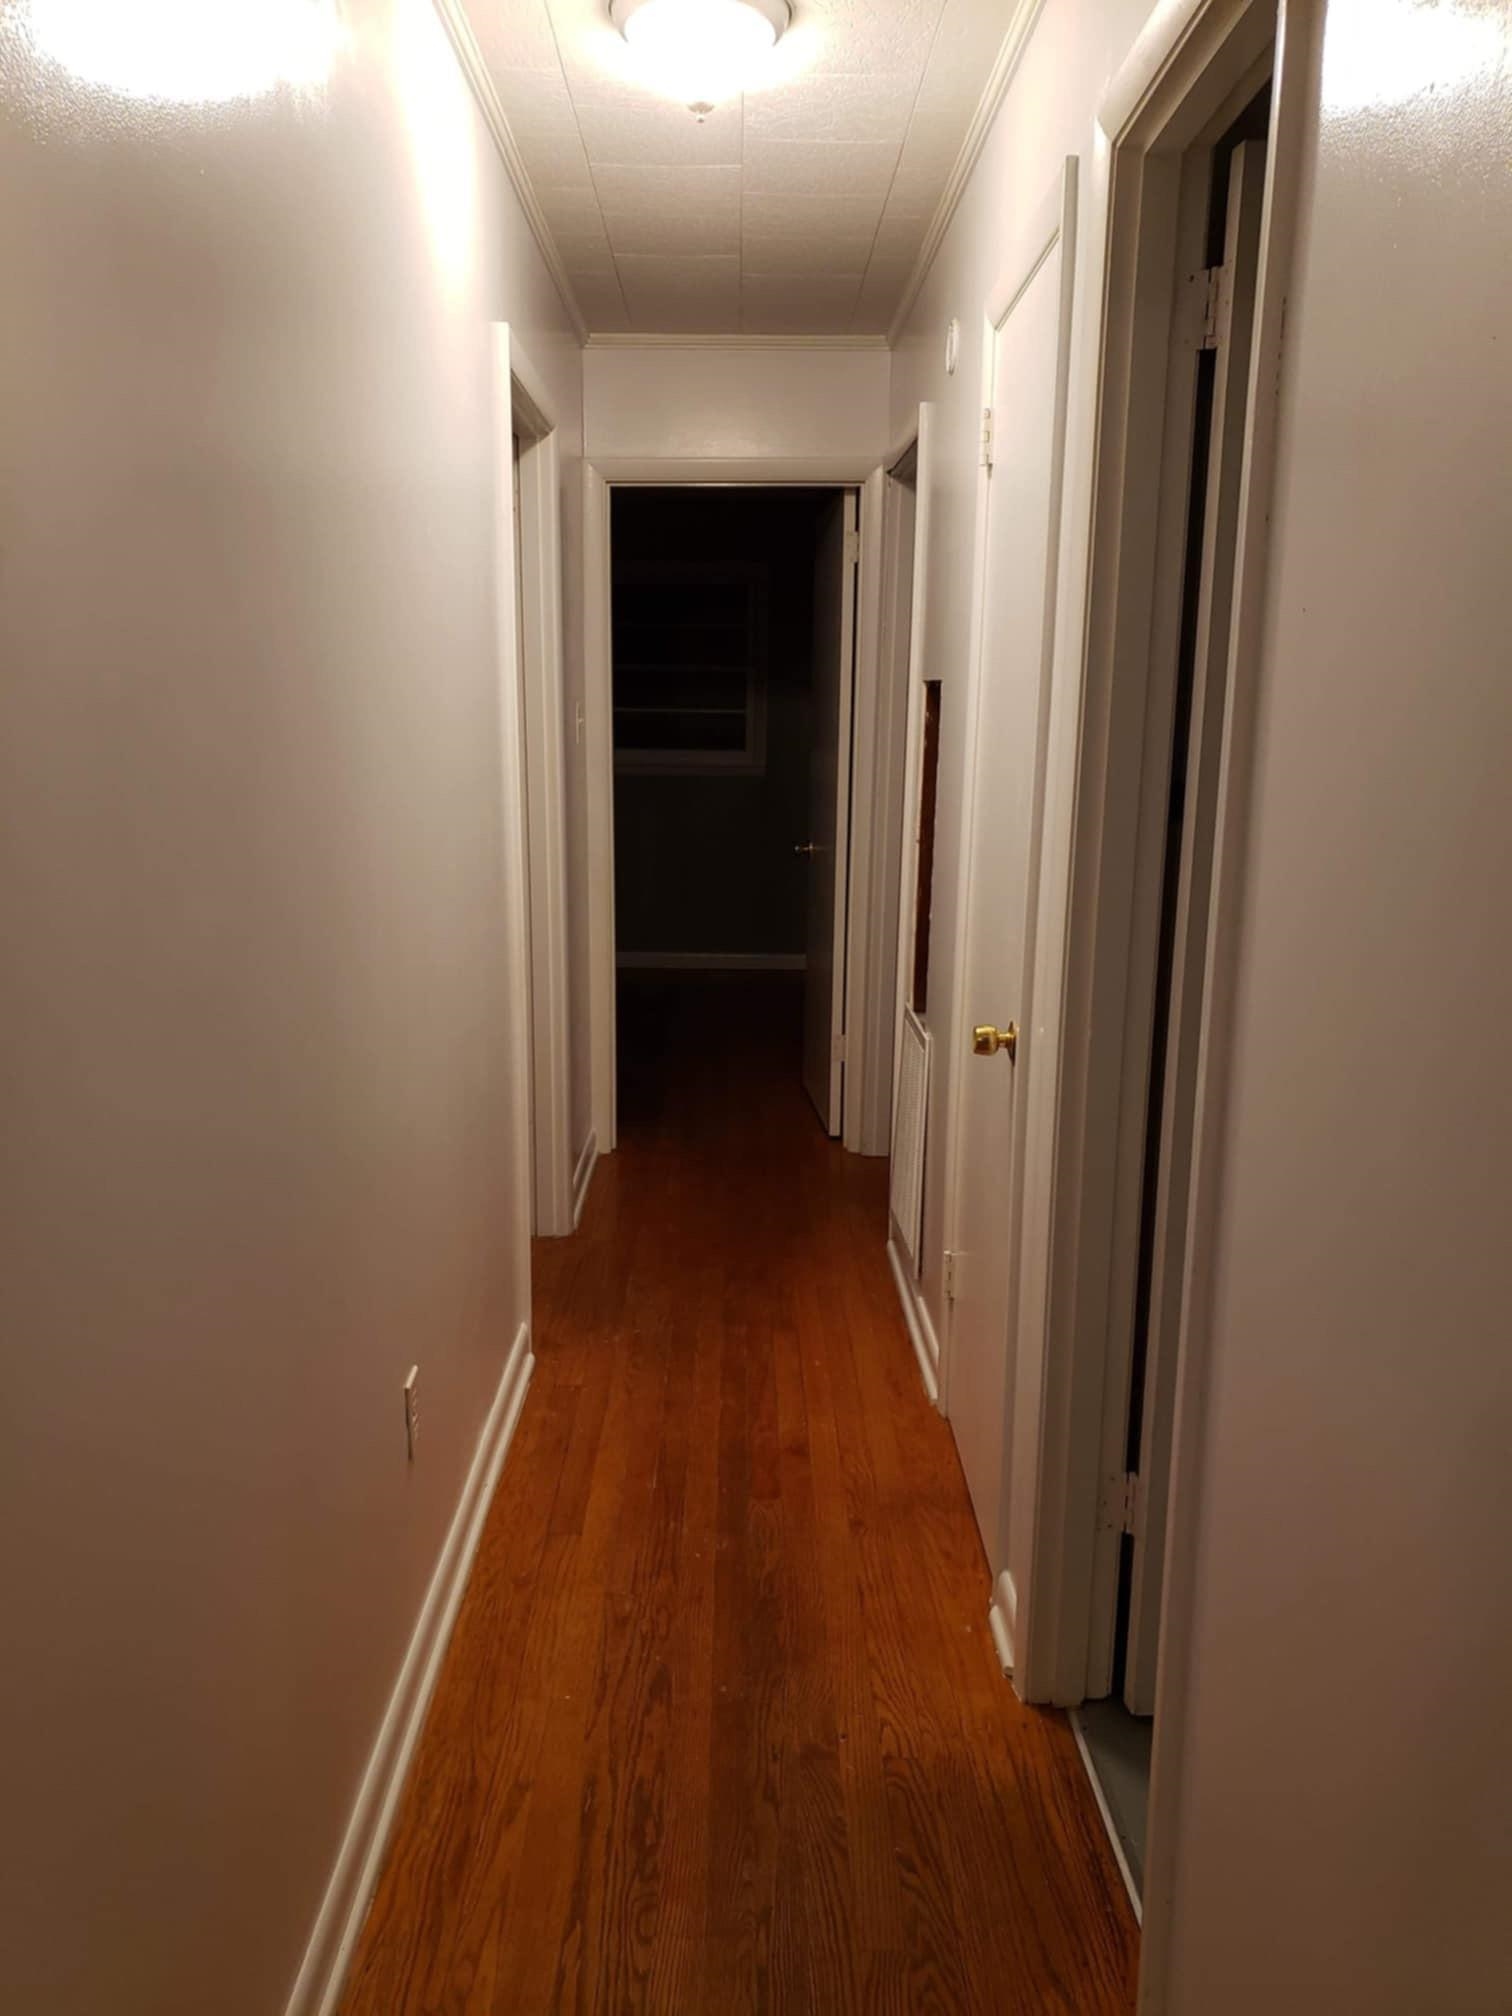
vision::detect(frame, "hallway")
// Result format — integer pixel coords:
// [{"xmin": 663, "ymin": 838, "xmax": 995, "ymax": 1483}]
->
[{"xmin": 341, "ymin": 977, "xmax": 1137, "ymax": 2013}]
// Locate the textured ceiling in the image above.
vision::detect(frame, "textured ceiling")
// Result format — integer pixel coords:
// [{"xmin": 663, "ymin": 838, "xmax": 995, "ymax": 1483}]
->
[{"xmin": 463, "ymin": 0, "xmax": 1024, "ymax": 334}]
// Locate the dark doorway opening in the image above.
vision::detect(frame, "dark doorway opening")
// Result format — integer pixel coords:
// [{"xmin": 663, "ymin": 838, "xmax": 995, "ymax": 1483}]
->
[{"xmin": 611, "ymin": 487, "xmax": 849, "ymax": 1139}]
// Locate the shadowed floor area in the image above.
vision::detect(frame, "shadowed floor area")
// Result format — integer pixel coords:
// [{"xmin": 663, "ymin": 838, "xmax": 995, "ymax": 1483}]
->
[{"xmin": 341, "ymin": 974, "xmax": 1138, "ymax": 2014}]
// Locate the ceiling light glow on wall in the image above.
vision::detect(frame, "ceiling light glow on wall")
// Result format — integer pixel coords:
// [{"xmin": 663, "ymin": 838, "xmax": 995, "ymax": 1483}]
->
[
  {"xmin": 23, "ymin": 0, "xmax": 342, "ymax": 106},
  {"xmin": 611, "ymin": 0, "xmax": 789, "ymax": 119}
]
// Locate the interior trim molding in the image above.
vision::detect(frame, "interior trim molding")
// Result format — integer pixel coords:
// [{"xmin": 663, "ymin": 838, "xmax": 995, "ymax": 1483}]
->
[
  {"xmin": 571, "ymin": 1128, "xmax": 599, "ymax": 1230},
  {"xmin": 887, "ymin": 0, "xmax": 1050, "ymax": 346},
  {"xmin": 282, "ymin": 1320, "xmax": 535, "ymax": 2016},
  {"xmin": 592, "ymin": 455, "xmax": 879, "ymax": 485},
  {"xmin": 430, "ymin": 0, "xmax": 590, "ymax": 345},
  {"xmin": 887, "ymin": 1236, "xmax": 942, "ymax": 1409},
  {"xmin": 585, "ymin": 332, "xmax": 891, "ymax": 351},
  {"xmin": 988, "ymin": 1569, "xmax": 1018, "ymax": 1673}
]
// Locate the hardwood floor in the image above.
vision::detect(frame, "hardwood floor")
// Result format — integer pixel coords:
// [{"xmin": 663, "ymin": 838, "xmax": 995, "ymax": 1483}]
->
[{"xmin": 341, "ymin": 975, "xmax": 1138, "ymax": 2015}]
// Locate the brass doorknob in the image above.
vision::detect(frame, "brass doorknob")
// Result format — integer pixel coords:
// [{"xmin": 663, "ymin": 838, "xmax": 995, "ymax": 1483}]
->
[{"xmin": 973, "ymin": 1022, "xmax": 1018, "ymax": 1062}]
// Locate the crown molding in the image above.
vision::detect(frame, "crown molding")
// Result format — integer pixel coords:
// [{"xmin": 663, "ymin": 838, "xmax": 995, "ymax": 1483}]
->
[
  {"xmin": 431, "ymin": 0, "xmax": 590, "ymax": 346},
  {"xmin": 584, "ymin": 332, "xmax": 891, "ymax": 351},
  {"xmin": 886, "ymin": 0, "xmax": 1049, "ymax": 347}
]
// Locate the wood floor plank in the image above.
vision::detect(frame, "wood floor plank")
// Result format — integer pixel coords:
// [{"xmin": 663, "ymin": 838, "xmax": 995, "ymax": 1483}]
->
[{"xmin": 340, "ymin": 974, "xmax": 1139, "ymax": 2016}]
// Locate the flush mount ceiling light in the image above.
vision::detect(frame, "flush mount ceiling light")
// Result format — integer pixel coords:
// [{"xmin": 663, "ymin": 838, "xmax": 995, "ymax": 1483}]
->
[{"xmin": 610, "ymin": 0, "xmax": 790, "ymax": 119}]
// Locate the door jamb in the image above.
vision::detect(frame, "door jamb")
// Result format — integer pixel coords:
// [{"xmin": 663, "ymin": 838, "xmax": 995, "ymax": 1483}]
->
[
  {"xmin": 850, "ymin": 421, "xmax": 926, "ymax": 1163},
  {"xmin": 582, "ymin": 457, "xmax": 887, "ymax": 1159},
  {"xmin": 843, "ymin": 462, "xmax": 898, "ymax": 1156},
  {"xmin": 886, "ymin": 406, "xmax": 934, "ymax": 1136},
  {"xmin": 490, "ymin": 326, "xmax": 547, "ymax": 1296},
  {"xmin": 502, "ymin": 332, "xmax": 574, "ymax": 1236}
]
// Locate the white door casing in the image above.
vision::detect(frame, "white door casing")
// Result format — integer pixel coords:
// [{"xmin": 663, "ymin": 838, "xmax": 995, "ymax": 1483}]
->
[
  {"xmin": 889, "ymin": 406, "xmax": 936, "ymax": 1138},
  {"xmin": 944, "ymin": 160, "xmax": 1080, "ymax": 1591},
  {"xmin": 844, "ymin": 462, "xmax": 909, "ymax": 1158},
  {"xmin": 801, "ymin": 491, "xmax": 859, "ymax": 1137},
  {"xmin": 583, "ymin": 466, "xmax": 886, "ymax": 1161},
  {"xmin": 495, "ymin": 334, "xmax": 573, "ymax": 1236}
]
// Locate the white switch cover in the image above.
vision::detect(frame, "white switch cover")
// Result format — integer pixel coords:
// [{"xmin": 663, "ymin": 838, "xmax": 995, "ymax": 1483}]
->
[{"xmin": 403, "ymin": 1365, "xmax": 420, "ymax": 1459}]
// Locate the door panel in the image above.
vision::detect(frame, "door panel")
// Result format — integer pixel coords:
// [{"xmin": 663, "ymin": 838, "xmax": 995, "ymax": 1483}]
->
[
  {"xmin": 948, "ymin": 164, "xmax": 1078, "ymax": 1583},
  {"xmin": 802, "ymin": 492, "xmax": 857, "ymax": 1135}
]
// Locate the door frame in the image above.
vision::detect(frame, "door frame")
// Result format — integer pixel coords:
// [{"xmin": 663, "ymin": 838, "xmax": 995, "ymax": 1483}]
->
[
  {"xmin": 880, "ymin": 408, "xmax": 947, "ymax": 1405},
  {"xmin": 499, "ymin": 332, "xmax": 574, "ymax": 1237},
  {"xmin": 847, "ymin": 422, "xmax": 928, "ymax": 1162},
  {"xmin": 489, "ymin": 327, "xmax": 551, "ymax": 1300},
  {"xmin": 582, "ymin": 455, "xmax": 887, "ymax": 1156},
  {"xmin": 883, "ymin": 410, "xmax": 933, "ymax": 1125},
  {"xmin": 983, "ymin": 0, "xmax": 1314, "ymax": 1989}
]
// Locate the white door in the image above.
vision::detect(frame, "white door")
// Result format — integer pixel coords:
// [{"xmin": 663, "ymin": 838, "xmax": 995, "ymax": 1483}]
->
[
  {"xmin": 1122, "ymin": 137, "xmax": 1269, "ymax": 1714},
  {"xmin": 948, "ymin": 163, "xmax": 1078, "ymax": 1576},
  {"xmin": 801, "ymin": 491, "xmax": 858, "ymax": 1135}
]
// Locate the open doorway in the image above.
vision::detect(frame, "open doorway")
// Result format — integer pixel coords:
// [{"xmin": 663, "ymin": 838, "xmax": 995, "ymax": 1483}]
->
[
  {"xmin": 1070, "ymin": 73, "xmax": 1275, "ymax": 1914},
  {"xmin": 607, "ymin": 486, "xmax": 862, "ymax": 1140},
  {"xmin": 494, "ymin": 330, "xmax": 573, "ymax": 1239}
]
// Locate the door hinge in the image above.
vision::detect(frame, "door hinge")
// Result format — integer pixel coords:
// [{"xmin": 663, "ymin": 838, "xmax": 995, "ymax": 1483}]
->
[
  {"xmin": 943, "ymin": 1249, "xmax": 962, "ymax": 1300},
  {"xmin": 1100, "ymin": 1471, "xmax": 1140, "ymax": 1538},
  {"xmin": 844, "ymin": 527, "xmax": 861, "ymax": 568},
  {"xmin": 832, "ymin": 1031, "xmax": 847, "ymax": 1063},
  {"xmin": 1197, "ymin": 263, "xmax": 1231, "ymax": 352},
  {"xmin": 980, "ymin": 406, "xmax": 994, "ymax": 472}
]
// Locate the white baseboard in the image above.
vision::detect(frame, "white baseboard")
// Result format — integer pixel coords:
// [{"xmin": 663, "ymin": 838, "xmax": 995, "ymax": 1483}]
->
[
  {"xmin": 988, "ymin": 1568, "xmax": 1017, "ymax": 1675},
  {"xmin": 886, "ymin": 1236, "xmax": 941, "ymax": 1409},
  {"xmin": 571, "ymin": 1128, "xmax": 598, "ymax": 1229},
  {"xmin": 615, "ymin": 950, "xmax": 807, "ymax": 971},
  {"xmin": 283, "ymin": 1320, "xmax": 535, "ymax": 2016}
]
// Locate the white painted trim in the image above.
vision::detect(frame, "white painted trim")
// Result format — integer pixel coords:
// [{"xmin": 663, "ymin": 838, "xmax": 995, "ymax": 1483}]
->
[
  {"xmin": 1012, "ymin": 0, "xmax": 1284, "ymax": 1712},
  {"xmin": 887, "ymin": 1234, "xmax": 942, "ymax": 1409},
  {"xmin": 842, "ymin": 467, "xmax": 889, "ymax": 1155},
  {"xmin": 488, "ymin": 326, "xmax": 543, "ymax": 1307},
  {"xmin": 585, "ymin": 333, "xmax": 890, "ymax": 352},
  {"xmin": 505, "ymin": 333, "xmax": 574, "ymax": 1238},
  {"xmin": 812, "ymin": 489, "xmax": 860, "ymax": 1138},
  {"xmin": 616, "ymin": 950, "xmax": 806, "ymax": 971},
  {"xmin": 507, "ymin": 337, "xmax": 558, "ymax": 440},
  {"xmin": 282, "ymin": 1321, "xmax": 535, "ymax": 2016},
  {"xmin": 583, "ymin": 464, "xmax": 618, "ymax": 1155},
  {"xmin": 988, "ymin": 1569, "xmax": 1018, "ymax": 1673},
  {"xmin": 887, "ymin": 0, "xmax": 1050, "ymax": 346},
  {"xmin": 1069, "ymin": 1709, "xmax": 1145, "ymax": 1925},
  {"xmin": 571, "ymin": 1127, "xmax": 599, "ymax": 1229},
  {"xmin": 590, "ymin": 456, "xmax": 881, "ymax": 486},
  {"xmin": 853, "ymin": 443, "xmax": 919, "ymax": 1159},
  {"xmin": 1138, "ymin": 8, "xmax": 1312, "ymax": 2006},
  {"xmin": 429, "ymin": 0, "xmax": 587, "ymax": 344},
  {"xmin": 582, "ymin": 458, "xmax": 885, "ymax": 1156},
  {"xmin": 890, "ymin": 405, "xmax": 935, "ymax": 1164}
]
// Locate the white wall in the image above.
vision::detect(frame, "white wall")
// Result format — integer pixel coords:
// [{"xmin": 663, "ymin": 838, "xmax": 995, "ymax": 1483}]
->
[
  {"xmin": 1157, "ymin": 2, "xmax": 1512, "ymax": 2007},
  {"xmin": 0, "ymin": 4, "xmax": 581, "ymax": 2012},
  {"xmin": 896, "ymin": 0, "xmax": 1512, "ymax": 2007},
  {"xmin": 584, "ymin": 339, "xmax": 891, "ymax": 466}
]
